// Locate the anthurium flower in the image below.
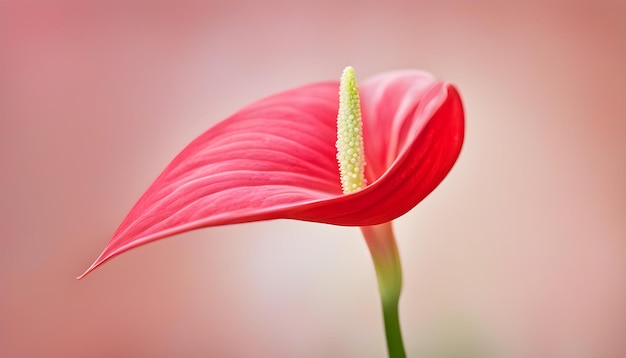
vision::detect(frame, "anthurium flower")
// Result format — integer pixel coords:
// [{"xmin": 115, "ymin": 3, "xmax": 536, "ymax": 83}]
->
[{"xmin": 79, "ymin": 67, "xmax": 464, "ymax": 357}]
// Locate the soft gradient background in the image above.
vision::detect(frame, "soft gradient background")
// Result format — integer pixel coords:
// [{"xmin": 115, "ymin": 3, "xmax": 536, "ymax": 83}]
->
[{"xmin": 1, "ymin": 1, "xmax": 625, "ymax": 357}]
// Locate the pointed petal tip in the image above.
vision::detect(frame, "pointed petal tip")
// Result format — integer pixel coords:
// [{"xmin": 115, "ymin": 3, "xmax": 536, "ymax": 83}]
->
[
  {"xmin": 76, "ymin": 260, "xmax": 101, "ymax": 280},
  {"xmin": 76, "ymin": 268, "xmax": 92, "ymax": 280},
  {"xmin": 77, "ymin": 247, "xmax": 118, "ymax": 279}
]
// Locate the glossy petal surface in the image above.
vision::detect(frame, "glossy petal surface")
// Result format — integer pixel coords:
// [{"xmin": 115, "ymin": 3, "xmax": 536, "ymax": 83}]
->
[{"xmin": 79, "ymin": 71, "xmax": 464, "ymax": 278}]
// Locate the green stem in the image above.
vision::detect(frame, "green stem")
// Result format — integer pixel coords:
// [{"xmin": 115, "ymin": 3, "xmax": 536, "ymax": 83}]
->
[{"xmin": 361, "ymin": 222, "xmax": 406, "ymax": 358}]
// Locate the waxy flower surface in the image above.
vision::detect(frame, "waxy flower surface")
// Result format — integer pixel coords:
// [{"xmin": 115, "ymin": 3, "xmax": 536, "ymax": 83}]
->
[{"xmin": 79, "ymin": 69, "xmax": 464, "ymax": 278}]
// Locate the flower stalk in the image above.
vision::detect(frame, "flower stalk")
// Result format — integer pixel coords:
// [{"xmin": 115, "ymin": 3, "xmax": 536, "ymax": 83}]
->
[{"xmin": 361, "ymin": 222, "xmax": 406, "ymax": 358}]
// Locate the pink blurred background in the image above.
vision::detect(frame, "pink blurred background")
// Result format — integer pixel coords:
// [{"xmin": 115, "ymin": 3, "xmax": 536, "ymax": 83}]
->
[{"xmin": 1, "ymin": 1, "xmax": 625, "ymax": 357}]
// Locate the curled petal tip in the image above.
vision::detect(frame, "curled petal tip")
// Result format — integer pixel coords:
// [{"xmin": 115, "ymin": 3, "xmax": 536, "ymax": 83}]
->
[
  {"xmin": 76, "ymin": 264, "xmax": 95, "ymax": 280},
  {"xmin": 77, "ymin": 254, "xmax": 107, "ymax": 279}
]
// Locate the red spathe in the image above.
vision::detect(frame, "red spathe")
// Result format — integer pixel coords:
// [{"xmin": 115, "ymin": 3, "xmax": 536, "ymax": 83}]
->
[{"xmin": 79, "ymin": 70, "xmax": 464, "ymax": 279}]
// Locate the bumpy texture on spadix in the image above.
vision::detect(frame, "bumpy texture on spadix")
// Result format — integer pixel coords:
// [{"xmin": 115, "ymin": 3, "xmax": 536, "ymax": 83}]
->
[
  {"xmin": 336, "ymin": 66, "xmax": 366, "ymax": 193},
  {"xmin": 78, "ymin": 69, "xmax": 465, "ymax": 278}
]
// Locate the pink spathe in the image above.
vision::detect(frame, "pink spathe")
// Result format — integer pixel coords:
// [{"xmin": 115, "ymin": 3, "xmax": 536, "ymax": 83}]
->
[{"xmin": 78, "ymin": 70, "xmax": 463, "ymax": 278}]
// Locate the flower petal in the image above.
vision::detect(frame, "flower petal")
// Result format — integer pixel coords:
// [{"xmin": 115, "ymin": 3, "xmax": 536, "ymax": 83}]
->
[{"xmin": 78, "ymin": 71, "xmax": 464, "ymax": 278}]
